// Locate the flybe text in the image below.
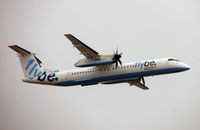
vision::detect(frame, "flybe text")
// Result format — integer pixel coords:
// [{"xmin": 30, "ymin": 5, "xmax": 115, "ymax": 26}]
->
[
  {"xmin": 25, "ymin": 59, "xmax": 58, "ymax": 82},
  {"xmin": 134, "ymin": 61, "xmax": 156, "ymax": 69}
]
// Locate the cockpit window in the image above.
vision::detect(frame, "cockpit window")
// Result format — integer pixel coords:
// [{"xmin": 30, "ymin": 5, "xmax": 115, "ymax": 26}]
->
[{"xmin": 168, "ymin": 58, "xmax": 179, "ymax": 61}]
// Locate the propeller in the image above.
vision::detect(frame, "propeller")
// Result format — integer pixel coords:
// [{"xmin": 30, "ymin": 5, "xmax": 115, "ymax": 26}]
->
[
  {"xmin": 139, "ymin": 77, "xmax": 145, "ymax": 85},
  {"xmin": 113, "ymin": 48, "xmax": 122, "ymax": 68}
]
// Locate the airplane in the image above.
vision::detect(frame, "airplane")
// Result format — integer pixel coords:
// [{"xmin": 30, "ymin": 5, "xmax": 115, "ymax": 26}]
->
[{"xmin": 9, "ymin": 34, "xmax": 190, "ymax": 90}]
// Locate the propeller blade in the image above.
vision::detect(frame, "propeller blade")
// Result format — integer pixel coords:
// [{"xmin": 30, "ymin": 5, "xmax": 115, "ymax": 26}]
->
[
  {"xmin": 118, "ymin": 59, "xmax": 122, "ymax": 65},
  {"xmin": 115, "ymin": 60, "xmax": 118, "ymax": 68},
  {"xmin": 113, "ymin": 49, "xmax": 115, "ymax": 54}
]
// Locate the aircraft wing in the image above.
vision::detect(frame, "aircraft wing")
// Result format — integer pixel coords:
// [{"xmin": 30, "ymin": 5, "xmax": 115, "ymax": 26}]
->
[
  {"xmin": 128, "ymin": 81, "xmax": 149, "ymax": 90},
  {"xmin": 65, "ymin": 34, "xmax": 99, "ymax": 59}
]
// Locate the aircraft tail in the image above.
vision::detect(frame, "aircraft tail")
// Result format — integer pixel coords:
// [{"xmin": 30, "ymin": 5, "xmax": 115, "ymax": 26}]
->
[{"xmin": 9, "ymin": 45, "xmax": 43, "ymax": 80}]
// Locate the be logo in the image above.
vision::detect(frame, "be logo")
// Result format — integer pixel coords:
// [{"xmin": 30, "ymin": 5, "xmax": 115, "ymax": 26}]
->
[
  {"xmin": 25, "ymin": 59, "xmax": 58, "ymax": 82},
  {"xmin": 135, "ymin": 61, "xmax": 156, "ymax": 69},
  {"xmin": 38, "ymin": 71, "xmax": 58, "ymax": 82}
]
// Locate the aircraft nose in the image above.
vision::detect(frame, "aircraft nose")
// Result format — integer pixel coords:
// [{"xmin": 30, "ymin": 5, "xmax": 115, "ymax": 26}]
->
[{"xmin": 183, "ymin": 63, "xmax": 191, "ymax": 71}]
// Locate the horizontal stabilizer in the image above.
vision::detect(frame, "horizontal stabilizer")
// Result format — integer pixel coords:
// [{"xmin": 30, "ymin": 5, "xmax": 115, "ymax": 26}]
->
[
  {"xmin": 9, "ymin": 45, "xmax": 42, "ymax": 66},
  {"xmin": 9, "ymin": 45, "xmax": 31, "ymax": 56}
]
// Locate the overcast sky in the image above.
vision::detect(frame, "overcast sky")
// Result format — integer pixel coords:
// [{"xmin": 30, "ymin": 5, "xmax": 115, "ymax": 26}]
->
[{"xmin": 0, "ymin": 0, "xmax": 200, "ymax": 130}]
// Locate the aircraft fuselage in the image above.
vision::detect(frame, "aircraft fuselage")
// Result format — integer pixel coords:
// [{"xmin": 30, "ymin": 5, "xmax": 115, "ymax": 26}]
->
[{"xmin": 23, "ymin": 57, "xmax": 190, "ymax": 86}]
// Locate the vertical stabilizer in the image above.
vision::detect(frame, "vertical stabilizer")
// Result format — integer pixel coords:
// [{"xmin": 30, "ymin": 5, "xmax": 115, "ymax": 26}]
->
[{"xmin": 9, "ymin": 45, "xmax": 43, "ymax": 80}]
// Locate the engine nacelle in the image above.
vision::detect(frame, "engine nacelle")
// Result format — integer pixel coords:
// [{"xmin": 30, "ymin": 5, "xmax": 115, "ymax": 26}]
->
[
  {"xmin": 75, "ymin": 54, "xmax": 114, "ymax": 67},
  {"xmin": 101, "ymin": 77, "xmax": 139, "ymax": 84}
]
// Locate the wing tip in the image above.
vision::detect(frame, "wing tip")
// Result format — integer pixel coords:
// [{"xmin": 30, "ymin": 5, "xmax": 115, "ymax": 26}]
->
[{"xmin": 64, "ymin": 34, "xmax": 72, "ymax": 38}]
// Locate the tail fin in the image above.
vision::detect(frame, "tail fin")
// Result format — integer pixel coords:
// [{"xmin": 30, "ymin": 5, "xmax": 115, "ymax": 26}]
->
[{"xmin": 9, "ymin": 45, "xmax": 43, "ymax": 80}]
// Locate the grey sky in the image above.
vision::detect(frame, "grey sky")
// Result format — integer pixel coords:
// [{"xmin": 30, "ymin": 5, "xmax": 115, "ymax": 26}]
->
[{"xmin": 0, "ymin": 0, "xmax": 199, "ymax": 130}]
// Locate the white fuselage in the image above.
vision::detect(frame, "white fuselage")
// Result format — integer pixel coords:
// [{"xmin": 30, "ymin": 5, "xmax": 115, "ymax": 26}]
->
[{"xmin": 24, "ymin": 57, "xmax": 190, "ymax": 86}]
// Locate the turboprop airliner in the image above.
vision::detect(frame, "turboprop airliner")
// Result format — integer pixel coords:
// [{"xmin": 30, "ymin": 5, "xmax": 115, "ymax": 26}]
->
[{"xmin": 9, "ymin": 34, "xmax": 190, "ymax": 90}]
